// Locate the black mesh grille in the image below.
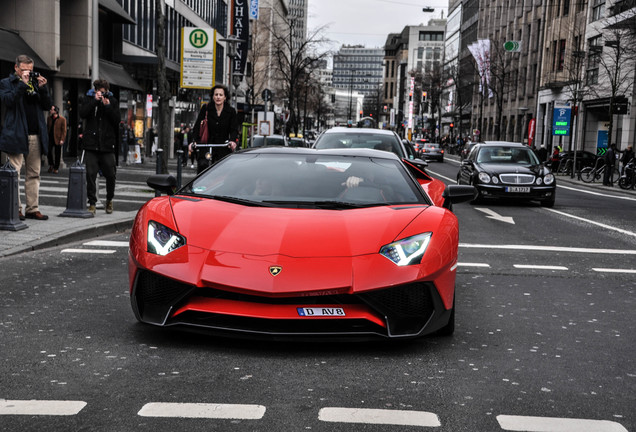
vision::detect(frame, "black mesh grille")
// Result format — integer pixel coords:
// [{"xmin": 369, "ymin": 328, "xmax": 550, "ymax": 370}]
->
[
  {"xmin": 359, "ymin": 283, "xmax": 436, "ymax": 336},
  {"xmin": 134, "ymin": 270, "xmax": 195, "ymax": 324},
  {"xmin": 136, "ymin": 270, "xmax": 193, "ymax": 305}
]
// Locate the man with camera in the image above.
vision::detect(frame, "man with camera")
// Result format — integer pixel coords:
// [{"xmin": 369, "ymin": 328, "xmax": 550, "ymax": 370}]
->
[
  {"xmin": 79, "ymin": 79, "xmax": 120, "ymax": 215},
  {"xmin": 0, "ymin": 54, "xmax": 52, "ymax": 221}
]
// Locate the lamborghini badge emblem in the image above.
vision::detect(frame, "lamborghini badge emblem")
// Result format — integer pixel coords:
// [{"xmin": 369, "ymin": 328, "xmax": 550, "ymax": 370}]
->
[{"xmin": 269, "ymin": 266, "xmax": 282, "ymax": 276}]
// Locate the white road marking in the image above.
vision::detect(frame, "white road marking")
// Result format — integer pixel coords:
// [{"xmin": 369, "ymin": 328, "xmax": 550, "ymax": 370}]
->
[
  {"xmin": 545, "ymin": 208, "xmax": 636, "ymax": 238},
  {"xmin": 458, "ymin": 262, "xmax": 491, "ymax": 268},
  {"xmin": 497, "ymin": 415, "xmax": 628, "ymax": 432},
  {"xmin": 475, "ymin": 207, "xmax": 515, "ymax": 224},
  {"xmin": 137, "ymin": 403, "xmax": 266, "ymax": 419},
  {"xmin": 0, "ymin": 400, "xmax": 87, "ymax": 416},
  {"xmin": 558, "ymin": 183, "xmax": 636, "ymax": 202},
  {"xmin": 61, "ymin": 249, "xmax": 116, "ymax": 254},
  {"xmin": 592, "ymin": 268, "xmax": 636, "ymax": 274},
  {"xmin": 84, "ymin": 240, "xmax": 129, "ymax": 247},
  {"xmin": 460, "ymin": 243, "xmax": 636, "ymax": 255},
  {"xmin": 318, "ymin": 407, "xmax": 441, "ymax": 427},
  {"xmin": 513, "ymin": 264, "xmax": 568, "ymax": 270}
]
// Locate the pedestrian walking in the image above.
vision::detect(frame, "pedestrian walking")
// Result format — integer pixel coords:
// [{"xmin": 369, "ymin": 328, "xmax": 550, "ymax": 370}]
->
[
  {"xmin": 603, "ymin": 144, "xmax": 617, "ymax": 186},
  {"xmin": 79, "ymin": 79, "xmax": 120, "ymax": 215},
  {"xmin": 549, "ymin": 145, "xmax": 560, "ymax": 168},
  {"xmin": 0, "ymin": 54, "xmax": 52, "ymax": 221},
  {"xmin": 192, "ymin": 84, "xmax": 239, "ymax": 173},
  {"xmin": 47, "ymin": 105, "xmax": 67, "ymax": 174}
]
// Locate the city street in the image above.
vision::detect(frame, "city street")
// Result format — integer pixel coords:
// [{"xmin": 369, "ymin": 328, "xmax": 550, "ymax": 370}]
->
[{"xmin": 1, "ymin": 156, "xmax": 634, "ymax": 431}]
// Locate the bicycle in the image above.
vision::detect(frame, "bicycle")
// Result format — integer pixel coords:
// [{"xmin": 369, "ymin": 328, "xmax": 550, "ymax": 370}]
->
[
  {"xmin": 580, "ymin": 158, "xmax": 619, "ymax": 184},
  {"xmin": 618, "ymin": 158, "xmax": 635, "ymax": 190}
]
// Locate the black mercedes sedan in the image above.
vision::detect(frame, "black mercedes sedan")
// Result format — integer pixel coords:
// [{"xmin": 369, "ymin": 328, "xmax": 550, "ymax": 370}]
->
[{"xmin": 456, "ymin": 141, "xmax": 556, "ymax": 207}]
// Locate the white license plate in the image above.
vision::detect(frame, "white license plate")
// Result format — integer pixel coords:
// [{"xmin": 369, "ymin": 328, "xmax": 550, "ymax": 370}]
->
[
  {"xmin": 505, "ymin": 186, "xmax": 531, "ymax": 193},
  {"xmin": 297, "ymin": 307, "xmax": 345, "ymax": 317}
]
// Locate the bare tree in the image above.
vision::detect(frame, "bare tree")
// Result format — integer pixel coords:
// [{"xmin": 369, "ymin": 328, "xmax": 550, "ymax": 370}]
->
[{"xmin": 264, "ymin": 10, "xmax": 330, "ymax": 135}]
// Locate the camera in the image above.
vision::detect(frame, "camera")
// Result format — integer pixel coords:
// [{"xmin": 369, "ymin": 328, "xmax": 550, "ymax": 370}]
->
[{"xmin": 29, "ymin": 71, "xmax": 41, "ymax": 79}]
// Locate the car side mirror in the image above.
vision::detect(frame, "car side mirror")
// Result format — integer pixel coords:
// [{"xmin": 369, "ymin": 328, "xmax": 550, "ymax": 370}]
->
[
  {"xmin": 147, "ymin": 174, "xmax": 177, "ymax": 196},
  {"xmin": 406, "ymin": 157, "xmax": 429, "ymax": 169},
  {"xmin": 442, "ymin": 185, "xmax": 476, "ymax": 209}
]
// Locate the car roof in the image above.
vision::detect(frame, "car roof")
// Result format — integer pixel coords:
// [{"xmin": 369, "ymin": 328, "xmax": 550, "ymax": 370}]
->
[
  {"xmin": 321, "ymin": 127, "xmax": 398, "ymax": 137},
  {"xmin": 241, "ymin": 146, "xmax": 402, "ymax": 161},
  {"xmin": 478, "ymin": 141, "xmax": 525, "ymax": 147}
]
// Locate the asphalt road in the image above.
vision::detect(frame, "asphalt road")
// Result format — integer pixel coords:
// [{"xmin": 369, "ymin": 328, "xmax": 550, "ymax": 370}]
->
[{"xmin": 1, "ymin": 157, "xmax": 634, "ymax": 431}]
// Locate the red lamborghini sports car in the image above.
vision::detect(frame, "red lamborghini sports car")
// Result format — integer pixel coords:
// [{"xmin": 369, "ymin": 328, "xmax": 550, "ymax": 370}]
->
[{"xmin": 129, "ymin": 147, "xmax": 474, "ymax": 340}]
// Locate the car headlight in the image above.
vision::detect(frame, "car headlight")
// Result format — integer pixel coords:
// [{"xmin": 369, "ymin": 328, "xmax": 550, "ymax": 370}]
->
[
  {"xmin": 491, "ymin": 176, "xmax": 500, "ymax": 184},
  {"xmin": 147, "ymin": 220, "xmax": 186, "ymax": 256},
  {"xmin": 478, "ymin": 172, "xmax": 491, "ymax": 183},
  {"xmin": 543, "ymin": 173, "xmax": 555, "ymax": 185},
  {"xmin": 536, "ymin": 177, "xmax": 543, "ymax": 185},
  {"xmin": 380, "ymin": 232, "xmax": 432, "ymax": 266}
]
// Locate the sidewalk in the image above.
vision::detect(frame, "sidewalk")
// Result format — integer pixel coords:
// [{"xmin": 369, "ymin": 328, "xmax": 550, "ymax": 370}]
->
[
  {"xmin": 1, "ymin": 157, "xmax": 634, "ymax": 258},
  {"xmin": 0, "ymin": 155, "xmax": 192, "ymax": 258}
]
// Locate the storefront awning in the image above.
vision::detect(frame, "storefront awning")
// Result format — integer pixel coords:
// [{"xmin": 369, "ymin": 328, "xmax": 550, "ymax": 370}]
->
[
  {"xmin": 0, "ymin": 27, "xmax": 52, "ymax": 71},
  {"xmin": 98, "ymin": 59, "xmax": 143, "ymax": 91},
  {"xmin": 99, "ymin": 0, "xmax": 136, "ymax": 25}
]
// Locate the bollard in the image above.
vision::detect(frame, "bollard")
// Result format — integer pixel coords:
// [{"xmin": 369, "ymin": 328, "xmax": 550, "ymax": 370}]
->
[
  {"xmin": 60, "ymin": 160, "xmax": 94, "ymax": 218},
  {"xmin": 176, "ymin": 149, "xmax": 183, "ymax": 189},
  {"xmin": 0, "ymin": 161, "xmax": 28, "ymax": 231}
]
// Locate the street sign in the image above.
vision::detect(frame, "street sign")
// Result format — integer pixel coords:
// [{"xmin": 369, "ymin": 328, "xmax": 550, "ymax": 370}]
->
[
  {"xmin": 261, "ymin": 88, "xmax": 272, "ymax": 101},
  {"xmin": 552, "ymin": 103, "xmax": 571, "ymax": 136},
  {"xmin": 504, "ymin": 41, "xmax": 522, "ymax": 52},
  {"xmin": 180, "ymin": 27, "xmax": 216, "ymax": 89},
  {"xmin": 249, "ymin": 0, "xmax": 259, "ymax": 19}
]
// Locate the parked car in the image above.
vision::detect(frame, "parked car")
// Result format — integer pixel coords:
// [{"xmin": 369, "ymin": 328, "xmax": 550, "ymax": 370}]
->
[
  {"xmin": 421, "ymin": 143, "xmax": 444, "ymax": 162},
  {"xmin": 131, "ymin": 147, "xmax": 475, "ymax": 340},
  {"xmin": 251, "ymin": 134, "xmax": 287, "ymax": 147},
  {"xmin": 456, "ymin": 141, "xmax": 556, "ymax": 207}
]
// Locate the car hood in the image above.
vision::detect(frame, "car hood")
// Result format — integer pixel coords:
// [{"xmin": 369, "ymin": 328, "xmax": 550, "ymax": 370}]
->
[
  {"xmin": 477, "ymin": 163, "xmax": 543, "ymax": 175},
  {"xmin": 170, "ymin": 197, "xmax": 431, "ymax": 257}
]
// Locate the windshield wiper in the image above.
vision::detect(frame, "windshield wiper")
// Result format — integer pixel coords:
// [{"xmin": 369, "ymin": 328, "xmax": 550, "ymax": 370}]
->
[
  {"xmin": 208, "ymin": 195, "xmax": 274, "ymax": 207},
  {"xmin": 262, "ymin": 200, "xmax": 381, "ymax": 209}
]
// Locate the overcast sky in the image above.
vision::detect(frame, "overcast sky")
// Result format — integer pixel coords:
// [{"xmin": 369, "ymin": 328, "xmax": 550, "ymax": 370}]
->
[{"xmin": 307, "ymin": 0, "xmax": 449, "ymax": 50}]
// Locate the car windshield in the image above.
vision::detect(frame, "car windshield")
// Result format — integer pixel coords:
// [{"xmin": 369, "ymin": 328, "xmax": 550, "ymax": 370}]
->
[
  {"xmin": 181, "ymin": 153, "xmax": 426, "ymax": 208},
  {"xmin": 476, "ymin": 146, "xmax": 540, "ymax": 165},
  {"xmin": 314, "ymin": 132, "xmax": 405, "ymax": 158},
  {"xmin": 424, "ymin": 144, "xmax": 440, "ymax": 150}
]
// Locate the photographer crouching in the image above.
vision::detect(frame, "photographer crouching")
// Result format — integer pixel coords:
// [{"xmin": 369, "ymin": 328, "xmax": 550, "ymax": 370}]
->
[
  {"xmin": 0, "ymin": 54, "xmax": 52, "ymax": 221},
  {"xmin": 79, "ymin": 79, "xmax": 120, "ymax": 215}
]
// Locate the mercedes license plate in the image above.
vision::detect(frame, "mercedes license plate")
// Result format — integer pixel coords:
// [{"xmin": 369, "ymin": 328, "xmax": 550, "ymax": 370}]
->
[
  {"xmin": 505, "ymin": 186, "xmax": 530, "ymax": 193},
  {"xmin": 297, "ymin": 307, "xmax": 345, "ymax": 317}
]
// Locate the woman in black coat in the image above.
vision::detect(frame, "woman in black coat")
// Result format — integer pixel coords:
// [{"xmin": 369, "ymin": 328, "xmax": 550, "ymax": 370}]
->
[{"xmin": 192, "ymin": 84, "xmax": 239, "ymax": 173}]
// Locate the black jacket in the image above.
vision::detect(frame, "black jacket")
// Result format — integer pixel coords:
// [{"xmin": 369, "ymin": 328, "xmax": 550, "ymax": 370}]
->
[
  {"xmin": 192, "ymin": 103, "xmax": 239, "ymax": 144},
  {"xmin": 79, "ymin": 90, "xmax": 120, "ymax": 154},
  {"xmin": 0, "ymin": 73, "xmax": 51, "ymax": 155}
]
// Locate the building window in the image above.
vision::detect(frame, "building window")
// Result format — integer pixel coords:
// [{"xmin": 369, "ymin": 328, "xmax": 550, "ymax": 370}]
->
[
  {"xmin": 586, "ymin": 35, "xmax": 602, "ymax": 85},
  {"xmin": 558, "ymin": 39, "xmax": 566, "ymax": 71},
  {"xmin": 590, "ymin": 0, "xmax": 605, "ymax": 22}
]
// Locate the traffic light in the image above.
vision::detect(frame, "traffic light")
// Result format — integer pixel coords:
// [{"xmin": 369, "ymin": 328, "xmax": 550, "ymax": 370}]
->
[{"xmin": 383, "ymin": 105, "xmax": 388, "ymax": 113}]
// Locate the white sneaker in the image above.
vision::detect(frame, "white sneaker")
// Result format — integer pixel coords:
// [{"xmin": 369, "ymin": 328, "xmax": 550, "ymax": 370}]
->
[{"xmin": 190, "ymin": 164, "xmax": 194, "ymax": 169}]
